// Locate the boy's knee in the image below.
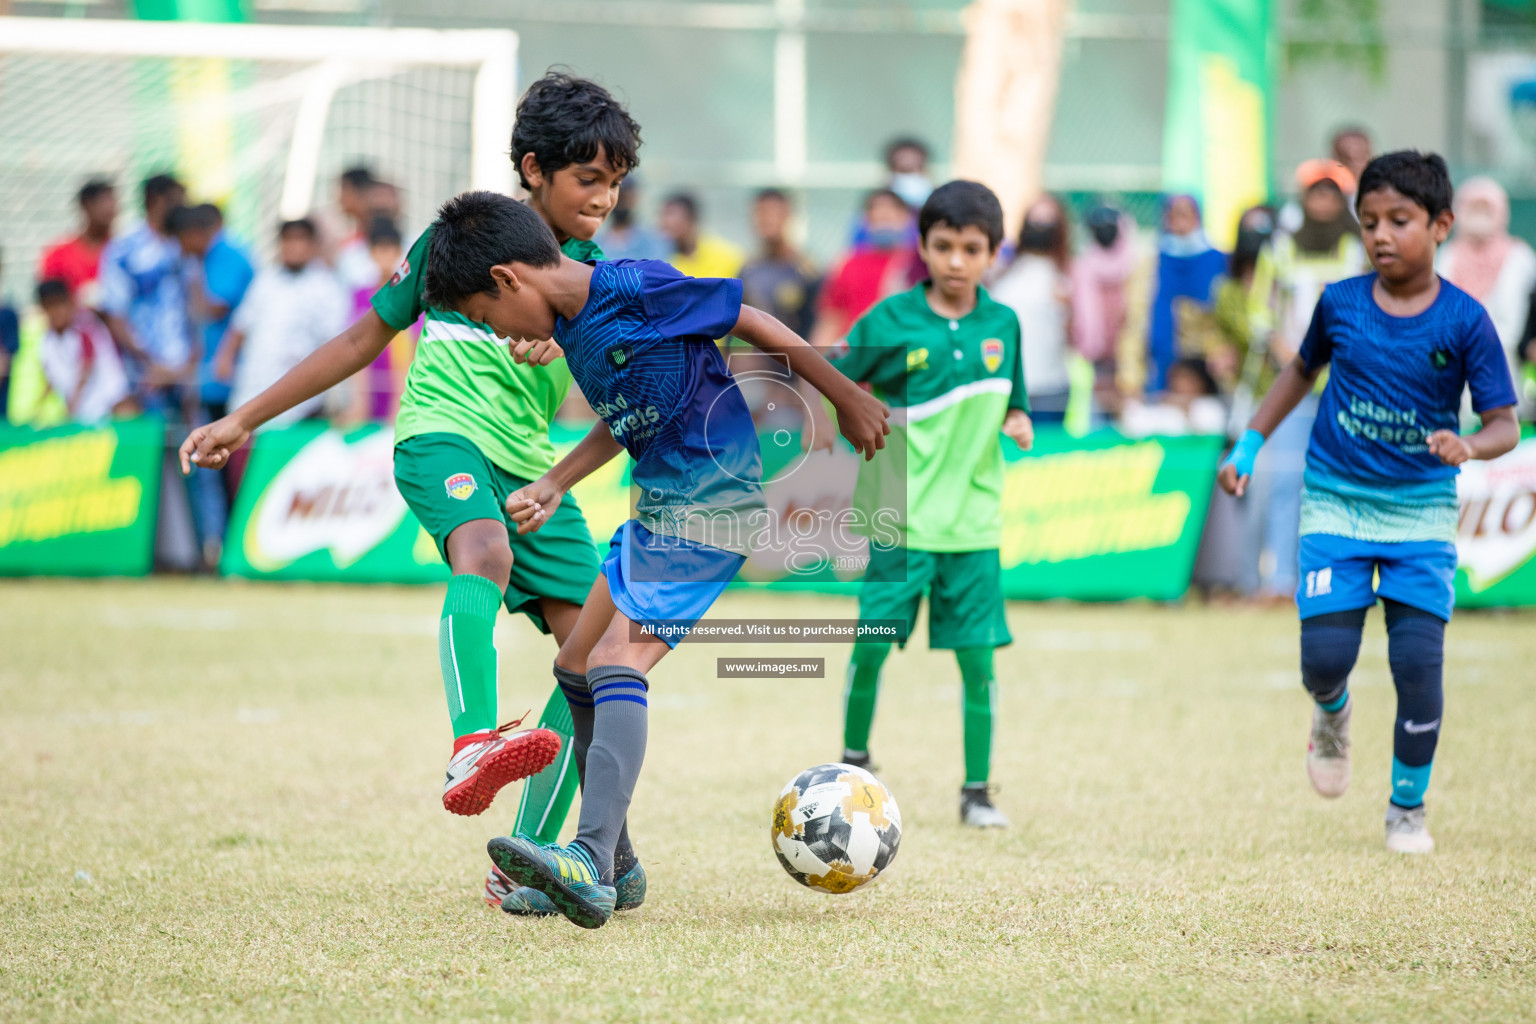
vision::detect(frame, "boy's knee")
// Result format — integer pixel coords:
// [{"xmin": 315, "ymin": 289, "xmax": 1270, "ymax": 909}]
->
[
  {"xmin": 1384, "ymin": 599, "xmax": 1444, "ymax": 681},
  {"xmin": 1299, "ymin": 608, "xmax": 1366, "ymax": 697},
  {"xmin": 448, "ymin": 523, "xmax": 513, "ymax": 585}
]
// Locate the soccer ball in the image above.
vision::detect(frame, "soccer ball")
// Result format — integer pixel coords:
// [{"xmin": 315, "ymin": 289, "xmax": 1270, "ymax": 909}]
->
[{"xmin": 771, "ymin": 763, "xmax": 902, "ymax": 894}]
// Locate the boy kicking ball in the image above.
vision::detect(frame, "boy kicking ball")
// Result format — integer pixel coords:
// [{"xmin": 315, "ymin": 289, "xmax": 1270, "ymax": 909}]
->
[
  {"xmin": 815, "ymin": 181, "xmax": 1032, "ymax": 828},
  {"xmin": 180, "ymin": 74, "xmax": 645, "ymax": 906},
  {"xmin": 1219, "ymin": 151, "xmax": 1519, "ymax": 853},
  {"xmin": 421, "ymin": 190, "xmax": 889, "ymax": 928}
]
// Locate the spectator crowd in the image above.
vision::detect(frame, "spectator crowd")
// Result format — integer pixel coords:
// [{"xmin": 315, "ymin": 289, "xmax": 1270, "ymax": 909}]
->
[{"xmin": 4, "ymin": 128, "xmax": 1534, "ymax": 593}]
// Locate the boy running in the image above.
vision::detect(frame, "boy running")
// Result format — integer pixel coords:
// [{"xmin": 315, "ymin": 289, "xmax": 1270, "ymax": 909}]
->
[
  {"xmin": 421, "ymin": 189, "xmax": 890, "ymax": 929},
  {"xmin": 179, "ymin": 74, "xmax": 638, "ymax": 890},
  {"xmin": 823, "ymin": 181, "xmax": 1033, "ymax": 828},
  {"xmin": 1219, "ymin": 152, "xmax": 1519, "ymax": 853}
]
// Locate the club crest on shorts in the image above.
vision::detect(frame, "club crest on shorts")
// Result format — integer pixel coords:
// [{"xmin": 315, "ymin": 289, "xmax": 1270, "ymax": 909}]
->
[
  {"xmin": 444, "ymin": 473, "xmax": 477, "ymax": 501},
  {"xmin": 982, "ymin": 338, "xmax": 1004, "ymax": 373}
]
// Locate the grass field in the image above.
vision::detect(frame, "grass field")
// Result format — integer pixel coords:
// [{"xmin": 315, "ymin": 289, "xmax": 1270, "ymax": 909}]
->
[{"xmin": 2, "ymin": 578, "xmax": 1535, "ymax": 1023}]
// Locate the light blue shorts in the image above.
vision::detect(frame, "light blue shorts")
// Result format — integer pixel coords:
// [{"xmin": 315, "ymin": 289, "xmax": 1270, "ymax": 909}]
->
[
  {"xmin": 1296, "ymin": 533, "xmax": 1457, "ymax": 623},
  {"xmin": 603, "ymin": 520, "xmax": 745, "ymax": 647}
]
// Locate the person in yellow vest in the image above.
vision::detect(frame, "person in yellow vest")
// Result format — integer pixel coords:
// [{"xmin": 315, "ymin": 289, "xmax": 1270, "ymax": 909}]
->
[{"xmin": 658, "ymin": 192, "xmax": 744, "ymax": 280}]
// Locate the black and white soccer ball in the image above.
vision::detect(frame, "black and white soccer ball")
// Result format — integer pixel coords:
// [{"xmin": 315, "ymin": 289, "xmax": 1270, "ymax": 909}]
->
[{"xmin": 771, "ymin": 762, "xmax": 902, "ymax": 894}]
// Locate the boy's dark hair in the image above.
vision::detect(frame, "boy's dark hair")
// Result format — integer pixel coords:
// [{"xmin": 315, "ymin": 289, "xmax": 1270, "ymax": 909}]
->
[
  {"xmin": 77, "ymin": 178, "xmax": 114, "ymax": 206},
  {"xmin": 367, "ymin": 215, "xmax": 403, "ymax": 249},
  {"xmin": 884, "ymin": 136, "xmax": 930, "ymax": 168},
  {"xmin": 755, "ymin": 187, "xmax": 791, "ymax": 205},
  {"xmin": 142, "ymin": 173, "xmax": 183, "ymax": 208},
  {"xmin": 662, "ymin": 192, "xmax": 698, "ymax": 221},
  {"xmin": 279, "ymin": 218, "xmax": 318, "ymax": 240},
  {"xmin": 1355, "ymin": 151, "xmax": 1453, "ymax": 219},
  {"xmin": 169, "ymin": 203, "xmax": 221, "ymax": 234},
  {"xmin": 918, "ymin": 180, "xmax": 1005, "ymax": 250},
  {"xmin": 422, "ymin": 191, "xmax": 562, "ymax": 309},
  {"xmin": 37, "ymin": 278, "xmax": 71, "ymax": 305},
  {"xmin": 511, "ymin": 71, "xmax": 642, "ymax": 191},
  {"xmin": 341, "ymin": 165, "xmax": 376, "ymax": 191}
]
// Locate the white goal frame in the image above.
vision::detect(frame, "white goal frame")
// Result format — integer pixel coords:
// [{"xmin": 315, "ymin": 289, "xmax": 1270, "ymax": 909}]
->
[{"xmin": 0, "ymin": 16, "xmax": 518, "ymax": 218}]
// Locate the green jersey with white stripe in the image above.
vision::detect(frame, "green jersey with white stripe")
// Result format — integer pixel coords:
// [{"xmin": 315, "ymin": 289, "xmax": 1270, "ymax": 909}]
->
[
  {"xmin": 834, "ymin": 283, "xmax": 1027, "ymax": 552},
  {"xmin": 374, "ymin": 224, "xmax": 601, "ymax": 480}
]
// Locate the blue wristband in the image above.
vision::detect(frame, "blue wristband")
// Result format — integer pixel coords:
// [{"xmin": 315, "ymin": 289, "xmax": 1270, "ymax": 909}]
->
[{"xmin": 1221, "ymin": 429, "xmax": 1265, "ymax": 479}]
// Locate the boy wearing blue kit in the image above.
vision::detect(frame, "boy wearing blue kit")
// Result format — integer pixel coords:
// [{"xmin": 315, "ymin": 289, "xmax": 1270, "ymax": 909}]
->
[
  {"xmin": 421, "ymin": 190, "xmax": 890, "ymax": 927},
  {"xmin": 1220, "ymin": 152, "xmax": 1519, "ymax": 854}
]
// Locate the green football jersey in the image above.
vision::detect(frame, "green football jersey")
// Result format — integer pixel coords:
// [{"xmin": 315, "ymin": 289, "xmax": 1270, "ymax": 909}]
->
[
  {"xmin": 375, "ymin": 225, "xmax": 602, "ymax": 480},
  {"xmin": 835, "ymin": 283, "xmax": 1028, "ymax": 552}
]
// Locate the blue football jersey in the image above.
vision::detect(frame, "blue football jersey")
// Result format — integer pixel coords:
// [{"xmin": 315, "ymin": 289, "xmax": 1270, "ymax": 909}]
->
[
  {"xmin": 554, "ymin": 260, "xmax": 764, "ymax": 553},
  {"xmin": 1297, "ymin": 273, "xmax": 1517, "ymax": 542}
]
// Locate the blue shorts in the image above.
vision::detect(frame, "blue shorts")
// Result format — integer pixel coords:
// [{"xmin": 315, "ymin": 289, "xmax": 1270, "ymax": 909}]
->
[
  {"xmin": 1296, "ymin": 533, "xmax": 1457, "ymax": 623},
  {"xmin": 603, "ymin": 520, "xmax": 745, "ymax": 648}
]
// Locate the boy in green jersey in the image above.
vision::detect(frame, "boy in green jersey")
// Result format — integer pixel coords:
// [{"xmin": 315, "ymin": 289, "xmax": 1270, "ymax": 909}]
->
[
  {"xmin": 180, "ymin": 73, "xmax": 645, "ymax": 903},
  {"xmin": 826, "ymin": 181, "xmax": 1033, "ymax": 827}
]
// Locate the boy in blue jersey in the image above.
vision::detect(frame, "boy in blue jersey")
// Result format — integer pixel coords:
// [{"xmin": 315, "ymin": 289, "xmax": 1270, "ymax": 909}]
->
[
  {"xmin": 421, "ymin": 190, "xmax": 890, "ymax": 927},
  {"xmin": 1220, "ymin": 152, "xmax": 1519, "ymax": 854}
]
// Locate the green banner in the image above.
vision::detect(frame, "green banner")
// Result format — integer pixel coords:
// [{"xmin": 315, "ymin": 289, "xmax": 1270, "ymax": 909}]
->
[
  {"xmin": 220, "ymin": 422, "xmax": 449, "ymax": 583},
  {"xmin": 999, "ymin": 430, "xmax": 1225, "ymax": 601},
  {"xmin": 1162, "ymin": 0, "xmax": 1275, "ymax": 248},
  {"xmin": 1454, "ymin": 434, "xmax": 1536, "ymax": 608},
  {"xmin": 0, "ymin": 418, "xmax": 163, "ymax": 576}
]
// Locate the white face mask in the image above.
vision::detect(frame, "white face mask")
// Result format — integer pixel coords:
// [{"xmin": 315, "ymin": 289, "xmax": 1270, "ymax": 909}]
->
[{"xmin": 889, "ymin": 173, "xmax": 932, "ymax": 210}]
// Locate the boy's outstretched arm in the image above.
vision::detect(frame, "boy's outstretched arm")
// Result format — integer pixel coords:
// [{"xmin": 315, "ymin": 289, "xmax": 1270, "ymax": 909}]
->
[
  {"xmin": 506, "ymin": 421, "xmax": 625, "ymax": 535},
  {"xmin": 179, "ymin": 310, "xmax": 396, "ymax": 474},
  {"xmin": 1428, "ymin": 406, "xmax": 1519, "ymax": 467},
  {"xmin": 1217, "ymin": 355, "xmax": 1319, "ymax": 498},
  {"xmin": 731, "ymin": 305, "xmax": 889, "ymax": 460}
]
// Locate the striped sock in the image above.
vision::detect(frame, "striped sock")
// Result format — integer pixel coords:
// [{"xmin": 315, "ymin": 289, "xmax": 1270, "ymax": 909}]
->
[{"xmin": 574, "ymin": 665, "xmax": 649, "ymax": 883}]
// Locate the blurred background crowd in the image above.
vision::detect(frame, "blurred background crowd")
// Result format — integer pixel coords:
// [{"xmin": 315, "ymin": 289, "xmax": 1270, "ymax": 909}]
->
[{"xmin": 3, "ymin": 123, "xmax": 1536, "ymax": 589}]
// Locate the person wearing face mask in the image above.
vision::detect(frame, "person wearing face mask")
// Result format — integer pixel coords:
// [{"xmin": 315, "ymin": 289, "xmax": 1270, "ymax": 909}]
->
[
  {"xmin": 810, "ymin": 189, "xmax": 918, "ymax": 350},
  {"xmin": 991, "ymin": 194, "xmax": 1074, "ymax": 421},
  {"xmin": 1124, "ymin": 194, "xmax": 1228, "ymax": 397},
  {"xmin": 885, "ymin": 136, "xmax": 935, "ymax": 211},
  {"xmin": 1439, "ymin": 177, "xmax": 1536, "ymax": 421}
]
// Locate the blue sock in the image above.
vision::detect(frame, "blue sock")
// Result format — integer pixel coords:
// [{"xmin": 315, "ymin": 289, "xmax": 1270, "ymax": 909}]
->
[
  {"xmin": 1300, "ymin": 607, "xmax": 1366, "ymax": 708},
  {"xmin": 1384, "ymin": 599, "xmax": 1445, "ymax": 809},
  {"xmin": 1390, "ymin": 758, "xmax": 1433, "ymax": 809}
]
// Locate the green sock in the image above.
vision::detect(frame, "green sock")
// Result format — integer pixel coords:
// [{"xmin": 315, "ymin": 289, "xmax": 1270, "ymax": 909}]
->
[
  {"xmin": 843, "ymin": 642, "xmax": 891, "ymax": 753},
  {"xmin": 439, "ymin": 573, "xmax": 503, "ymax": 738},
  {"xmin": 956, "ymin": 647, "xmax": 996, "ymax": 786},
  {"xmin": 512, "ymin": 684, "xmax": 578, "ymax": 842}
]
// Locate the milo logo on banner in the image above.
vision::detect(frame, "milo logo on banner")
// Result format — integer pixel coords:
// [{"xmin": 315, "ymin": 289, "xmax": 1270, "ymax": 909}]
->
[
  {"xmin": 231, "ymin": 427, "xmax": 430, "ymax": 577},
  {"xmin": 1456, "ymin": 438, "xmax": 1536, "ymax": 600}
]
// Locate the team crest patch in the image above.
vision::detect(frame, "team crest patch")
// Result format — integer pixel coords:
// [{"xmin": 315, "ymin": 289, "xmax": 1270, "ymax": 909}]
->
[
  {"xmin": 982, "ymin": 338, "xmax": 1004, "ymax": 373},
  {"xmin": 389, "ymin": 256, "xmax": 410, "ymax": 287},
  {"xmin": 444, "ymin": 473, "xmax": 477, "ymax": 500},
  {"xmin": 907, "ymin": 347, "xmax": 929, "ymax": 372}
]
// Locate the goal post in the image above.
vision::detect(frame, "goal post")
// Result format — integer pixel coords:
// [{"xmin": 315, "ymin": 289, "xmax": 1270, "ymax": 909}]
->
[{"xmin": 0, "ymin": 16, "xmax": 517, "ymax": 298}]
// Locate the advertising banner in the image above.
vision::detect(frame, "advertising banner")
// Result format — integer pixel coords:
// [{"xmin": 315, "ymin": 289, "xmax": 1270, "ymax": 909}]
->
[
  {"xmin": 220, "ymin": 422, "xmax": 449, "ymax": 583},
  {"xmin": 1455, "ymin": 435, "xmax": 1536, "ymax": 608},
  {"xmin": 0, "ymin": 418, "xmax": 163, "ymax": 576},
  {"xmin": 220, "ymin": 423, "xmax": 1226, "ymax": 602}
]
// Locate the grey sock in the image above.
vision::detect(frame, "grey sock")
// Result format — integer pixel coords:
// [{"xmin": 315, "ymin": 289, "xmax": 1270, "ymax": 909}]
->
[
  {"xmin": 555, "ymin": 662, "xmax": 636, "ymax": 872},
  {"xmin": 574, "ymin": 664, "xmax": 649, "ymax": 883}
]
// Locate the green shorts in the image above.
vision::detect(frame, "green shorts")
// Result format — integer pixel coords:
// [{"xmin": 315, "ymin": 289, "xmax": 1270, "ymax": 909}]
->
[
  {"xmin": 393, "ymin": 432, "xmax": 600, "ymax": 632},
  {"xmin": 857, "ymin": 545, "xmax": 1012, "ymax": 651}
]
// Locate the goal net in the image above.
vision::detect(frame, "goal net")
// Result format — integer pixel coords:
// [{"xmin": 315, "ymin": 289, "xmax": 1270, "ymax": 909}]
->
[{"xmin": 0, "ymin": 17, "xmax": 517, "ymax": 301}]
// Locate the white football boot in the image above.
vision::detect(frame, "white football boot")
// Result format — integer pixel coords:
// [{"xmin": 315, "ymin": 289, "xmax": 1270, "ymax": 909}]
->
[
  {"xmin": 1305, "ymin": 697, "xmax": 1352, "ymax": 798},
  {"xmin": 1385, "ymin": 803, "xmax": 1435, "ymax": 855}
]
